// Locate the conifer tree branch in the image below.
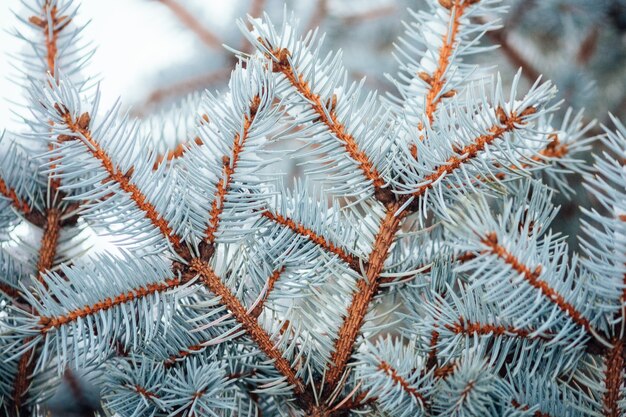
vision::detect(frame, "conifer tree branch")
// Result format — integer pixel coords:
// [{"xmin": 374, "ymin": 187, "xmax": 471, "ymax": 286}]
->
[
  {"xmin": 37, "ymin": 276, "xmax": 187, "ymax": 333},
  {"xmin": 0, "ymin": 281, "xmax": 23, "ymax": 302},
  {"xmin": 35, "ymin": 208, "xmax": 61, "ymax": 287},
  {"xmin": 55, "ymin": 108, "xmax": 184, "ymax": 251},
  {"xmin": 602, "ymin": 339, "xmax": 624, "ymax": 417},
  {"xmin": 188, "ymin": 258, "xmax": 314, "ymax": 406},
  {"xmin": 325, "ymin": 203, "xmax": 405, "ymax": 393},
  {"xmin": 377, "ymin": 360, "xmax": 427, "ymax": 405},
  {"xmin": 250, "ymin": 266, "xmax": 285, "ymax": 319},
  {"xmin": 445, "ymin": 318, "xmax": 553, "ymax": 340},
  {"xmin": 264, "ymin": 46, "xmax": 389, "ymax": 197},
  {"xmin": 0, "ymin": 176, "xmax": 33, "ymax": 216},
  {"xmin": 163, "ymin": 266, "xmax": 285, "ymax": 367},
  {"xmin": 127, "ymin": 383, "xmax": 161, "ymax": 400},
  {"xmin": 323, "ymin": 108, "xmax": 537, "ymax": 397},
  {"xmin": 422, "ymin": 0, "xmax": 476, "ymax": 127},
  {"xmin": 480, "ymin": 232, "xmax": 592, "ymax": 331},
  {"xmin": 28, "ymin": 0, "xmax": 70, "ymax": 78},
  {"xmin": 11, "ymin": 336, "xmax": 37, "ymax": 414},
  {"xmin": 205, "ymin": 96, "xmax": 261, "ymax": 243},
  {"xmin": 261, "ymin": 210, "xmax": 361, "ymax": 271},
  {"xmin": 411, "ymin": 106, "xmax": 536, "ymax": 199},
  {"xmin": 12, "ymin": 204, "xmax": 62, "ymax": 413},
  {"xmin": 9, "ymin": 3, "xmax": 72, "ymax": 410}
]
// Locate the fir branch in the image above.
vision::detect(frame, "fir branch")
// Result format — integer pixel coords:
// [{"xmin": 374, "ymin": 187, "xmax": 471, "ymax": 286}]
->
[
  {"xmin": 410, "ymin": 105, "xmax": 537, "ymax": 199},
  {"xmin": 260, "ymin": 210, "xmax": 361, "ymax": 271},
  {"xmin": 205, "ymin": 95, "xmax": 261, "ymax": 243},
  {"xmin": 162, "ymin": 266, "xmax": 287, "ymax": 367},
  {"xmin": 325, "ymin": 203, "xmax": 405, "ymax": 392},
  {"xmin": 510, "ymin": 400, "xmax": 553, "ymax": 417},
  {"xmin": 34, "ymin": 208, "xmax": 61, "ymax": 287},
  {"xmin": 377, "ymin": 360, "xmax": 427, "ymax": 405},
  {"xmin": 54, "ymin": 107, "xmax": 184, "ymax": 251},
  {"xmin": 444, "ymin": 317, "xmax": 553, "ymax": 341},
  {"xmin": 259, "ymin": 43, "xmax": 389, "ymax": 197},
  {"xmin": 27, "ymin": 0, "xmax": 71, "ymax": 78},
  {"xmin": 37, "ymin": 275, "xmax": 186, "ymax": 333},
  {"xmin": 602, "ymin": 339, "xmax": 624, "ymax": 417},
  {"xmin": 250, "ymin": 266, "xmax": 285, "ymax": 319},
  {"xmin": 188, "ymin": 258, "xmax": 313, "ymax": 404},
  {"xmin": 422, "ymin": 0, "xmax": 478, "ymax": 128},
  {"xmin": 11, "ymin": 337, "xmax": 37, "ymax": 415},
  {"xmin": 0, "ymin": 176, "xmax": 32, "ymax": 216},
  {"xmin": 480, "ymin": 232, "xmax": 591, "ymax": 332}
]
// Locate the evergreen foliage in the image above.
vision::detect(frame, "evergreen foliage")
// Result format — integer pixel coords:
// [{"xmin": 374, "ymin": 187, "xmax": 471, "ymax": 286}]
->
[{"xmin": 0, "ymin": 0, "xmax": 625, "ymax": 416}]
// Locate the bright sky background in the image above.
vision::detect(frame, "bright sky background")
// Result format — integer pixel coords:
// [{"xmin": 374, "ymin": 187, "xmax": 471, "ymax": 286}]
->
[{"xmin": 0, "ymin": 0, "xmax": 237, "ymax": 132}]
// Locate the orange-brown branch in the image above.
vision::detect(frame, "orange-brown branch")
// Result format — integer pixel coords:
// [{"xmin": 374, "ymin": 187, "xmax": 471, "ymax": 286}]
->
[
  {"xmin": 412, "ymin": 107, "xmax": 535, "ymax": 198},
  {"xmin": 30, "ymin": 1, "xmax": 72, "ymax": 192},
  {"xmin": 378, "ymin": 360, "xmax": 426, "ymax": 405},
  {"xmin": 35, "ymin": 208, "xmax": 61, "ymax": 287},
  {"xmin": 205, "ymin": 96, "xmax": 260, "ymax": 243},
  {"xmin": 28, "ymin": 1, "xmax": 71, "ymax": 77},
  {"xmin": 0, "ymin": 177, "xmax": 32, "ymax": 215},
  {"xmin": 12, "ymin": 201, "xmax": 63, "ymax": 412},
  {"xmin": 10, "ymin": 4, "xmax": 73, "ymax": 412},
  {"xmin": 267, "ymin": 47, "xmax": 387, "ymax": 194},
  {"xmin": 445, "ymin": 317, "xmax": 552, "ymax": 340},
  {"xmin": 261, "ymin": 210, "xmax": 361, "ymax": 271},
  {"xmin": 602, "ymin": 339, "xmax": 624, "ymax": 417},
  {"xmin": 163, "ymin": 266, "xmax": 285, "ymax": 368},
  {"xmin": 129, "ymin": 384, "xmax": 161, "ymax": 400},
  {"xmin": 422, "ymin": 0, "xmax": 472, "ymax": 126},
  {"xmin": 481, "ymin": 232, "xmax": 591, "ymax": 331},
  {"xmin": 57, "ymin": 110, "xmax": 183, "ymax": 250},
  {"xmin": 189, "ymin": 258, "xmax": 310, "ymax": 401},
  {"xmin": 250, "ymin": 267, "xmax": 285, "ymax": 319},
  {"xmin": 11, "ymin": 337, "xmax": 36, "ymax": 413},
  {"xmin": 0, "ymin": 282, "xmax": 21, "ymax": 301},
  {"xmin": 325, "ymin": 204, "xmax": 405, "ymax": 392},
  {"xmin": 38, "ymin": 276, "xmax": 185, "ymax": 333}
]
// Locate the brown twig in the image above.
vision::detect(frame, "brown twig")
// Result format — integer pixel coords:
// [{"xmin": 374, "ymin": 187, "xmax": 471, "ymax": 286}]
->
[
  {"xmin": 57, "ymin": 109, "xmax": 184, "ymax": 251},
  {"xmin": 265, "ymin": 46, "xmax": 391, "ymax": 202},
  {"xmin": 324, "ymin": 203, "xmax": 405, "ymax": 392},
  {"xmin": 53, "ymin": 101, "xmax": 316, "ymax": 412},
  {"xmin": 481, "ymin": 232, "xmax": 591, "ymax": 331},
  {"xmin": 377, "ymin": 360, "xmax": 427, "ymax": 405},
  {"xmin": 261, "ymin": 210, "xmax": 362, "ymax": 271},
  {"xmin": 602, "ymin": 339, "xmax": 624, "ymax": 417},
  {"xmin": 205, "ymin": 96, "xmax": 260, "ymax": 243}
]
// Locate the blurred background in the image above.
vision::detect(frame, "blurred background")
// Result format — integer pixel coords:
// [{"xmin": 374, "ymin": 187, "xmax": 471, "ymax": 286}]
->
[
  {"xmin": 1, "ymin": 0, "xmax": 625, "ymax": 130},
  {"xmin": 0, "ymin": 0, "xmax": 625, "ymax": 415}
]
